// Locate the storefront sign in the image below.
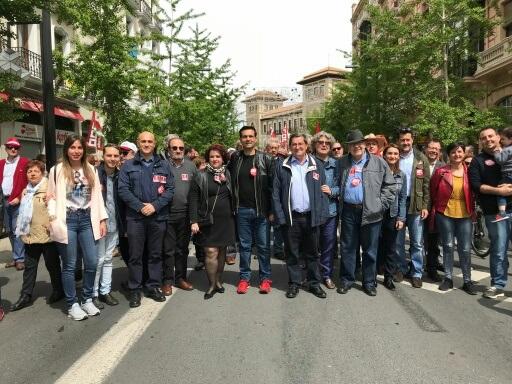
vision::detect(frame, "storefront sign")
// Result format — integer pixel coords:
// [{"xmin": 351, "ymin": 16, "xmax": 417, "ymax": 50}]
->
[
  {"xmin": 14, "ymin": 122, "xmax": 42, "ymax": 142},
  {"xmin": 56, "ymin": 129, "xmax": 74, "ymax": 145}
]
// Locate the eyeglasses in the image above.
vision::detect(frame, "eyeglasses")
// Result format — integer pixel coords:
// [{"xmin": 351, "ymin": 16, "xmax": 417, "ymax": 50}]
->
[
  {"xmin": 317, "ymin": 140, "xmax": 331, "ymax": 146},
  {"xmin": 171, "ymin": 146, "xmax": 184, "ymax": 151},
  {"xmin": 5, "ymin": 146, "xmax": 19, "ymax": 150},
  {"xmin": 332, "ymin": 147, "xmax": 342, "ymax": 151}
]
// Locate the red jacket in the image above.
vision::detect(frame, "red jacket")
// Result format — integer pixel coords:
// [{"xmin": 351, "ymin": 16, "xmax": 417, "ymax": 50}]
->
[
  {"xmin": 429, "ymin": 164, "xmax": 475, "ymax": 229},
  {"xmin": 0, "ymin": 156, "xmax": 29, "ymax": 202}
]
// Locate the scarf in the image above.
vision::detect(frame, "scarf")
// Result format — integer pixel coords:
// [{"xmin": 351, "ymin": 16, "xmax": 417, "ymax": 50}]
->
[
  {"xmin": 206, "ymin": 164, "xmax": 227, "ymax": 184},
  {"xmin": 15, "ymin": 179, "xmax": 43, "ymax": 237}
]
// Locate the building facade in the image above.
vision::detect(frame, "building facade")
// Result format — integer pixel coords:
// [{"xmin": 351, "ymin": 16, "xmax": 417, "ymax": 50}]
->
[
  {"xmin": 243, "ymin": 67, "xmax": 348, "ymax": 147},
  {"xmin": 0, "ymin": 0, "xmax": 163, "ymax": 160}
]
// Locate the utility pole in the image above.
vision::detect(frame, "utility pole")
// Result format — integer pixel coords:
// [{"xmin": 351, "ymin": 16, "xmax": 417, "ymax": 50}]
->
[{"xmin": 40, "ymin": 9, "xmax": 56, "ymax": 170}]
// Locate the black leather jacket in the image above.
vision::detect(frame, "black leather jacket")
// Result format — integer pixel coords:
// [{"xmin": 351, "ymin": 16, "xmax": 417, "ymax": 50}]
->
[
  {"xmin": 189, "ymin": 170, "xmax": 233, "ymax": 224},
  {"xmin": 228, "ymin": 150, "xmax": 273, "ymax": 217}
]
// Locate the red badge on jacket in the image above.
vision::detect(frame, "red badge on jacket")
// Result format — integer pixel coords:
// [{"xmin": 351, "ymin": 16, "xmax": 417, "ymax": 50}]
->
[
  {"xmin": 158, "ymin": 185, "xmax": 164, "ymax": 194},
  {"xmin": 484, "ymin": 159, "xmax": 495, "ymax": 166},
  {"xmin": 250, "ymin": 167, "xmax": 257, "ymax": 177},
  {"xmin": 312, "ymin": 172, "xmax": 319, "ymax": 180},
  {"xmin": 181, "ymin": 173, "xmax": 189, "ymax": 181},
  {"xmin": 416, "ymin": 169, "xmax": 424, "ymax": 178}
]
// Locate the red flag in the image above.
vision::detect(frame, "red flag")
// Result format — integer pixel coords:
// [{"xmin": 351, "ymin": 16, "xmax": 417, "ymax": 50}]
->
[
  {"xmin": 87, "ymin": 111, "xmax": 103, "ymax": 149},
  {"xmin": 270, "ymin": 125, "xmax": 276, "ymax": 138},
  {"xmin": 315, "ymin": 121, "xmax": 321, "ymax": 134},
  {"xmin": 281, "ymin": 122, "xmax": 289, "ymax": 151}
]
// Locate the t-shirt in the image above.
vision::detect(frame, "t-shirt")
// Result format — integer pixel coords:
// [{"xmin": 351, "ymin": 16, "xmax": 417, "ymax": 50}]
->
[
  {"xmin": 237, "ymin": 154, "xmax": 256, "ymax": 209},
  {"xmin": 66, "ymin": 168, "xmax": 91, "ymax": 210},
  {"xmin": 444, "ymin": 175, "xmax": 469, "ymax": 218}
]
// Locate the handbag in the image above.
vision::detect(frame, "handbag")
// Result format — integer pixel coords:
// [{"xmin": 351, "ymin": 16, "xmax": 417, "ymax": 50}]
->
[{"xmin": 198, "ymin": 185, "xmax": 220, "ymax": 228}]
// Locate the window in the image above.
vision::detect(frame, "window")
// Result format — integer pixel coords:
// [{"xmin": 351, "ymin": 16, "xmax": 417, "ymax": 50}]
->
[
  {"xmin": 505, "ymin": 1, "xmax": 512, "ymax": 37},
  {"xmin": 263, "ymin": 124, "xmax": 267, "ymax": 134},
  {"xmin": 274, "ymin": 122, "xmax": 277, "ymax": 132},
  {"xmin": 300, "ymin": 118, "xmax": 304, "ymax": 128},
  {"xmin": 498, "ymin": 95, "xmax": 512, "ymax": 124},
  {"xmin": 294, "ymin": 119, "xmax": 297, "ymax": 129}
]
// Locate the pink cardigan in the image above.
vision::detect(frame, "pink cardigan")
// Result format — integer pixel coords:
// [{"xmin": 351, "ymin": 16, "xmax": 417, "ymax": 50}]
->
[{"xmin": 47, "ymin": 163, "xmax": 108, "ymax": 244}]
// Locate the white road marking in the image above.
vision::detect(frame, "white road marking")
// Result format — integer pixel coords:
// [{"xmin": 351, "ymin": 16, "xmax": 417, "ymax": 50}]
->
[{"xmin": 54, "ymin": 290, "xmax": 175, "ymax": 384}]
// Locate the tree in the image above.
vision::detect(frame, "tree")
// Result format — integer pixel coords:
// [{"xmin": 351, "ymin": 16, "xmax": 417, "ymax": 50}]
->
[{"xmin": 324, "ymin": 0, "xmax": 504, "ymax": 145}]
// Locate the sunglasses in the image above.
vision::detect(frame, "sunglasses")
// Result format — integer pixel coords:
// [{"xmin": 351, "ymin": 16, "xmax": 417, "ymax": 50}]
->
[
  {"xmin": 120, "ymin": 151, "xmax": 130, "ymax": 156},
  {"xmin": 6, "ymin": 146, "xmax": 19, "ymax": 150},
  {"xmin": 332, "ymin": 147, "xmax": 342, "ymax": 151},
  {"xmin": 317, "ymin": 140, "xmax": 331, "ymax": 146},
  {"xmin": 171, "ymin": 146, "xmax": 184, "ymax": 151}
]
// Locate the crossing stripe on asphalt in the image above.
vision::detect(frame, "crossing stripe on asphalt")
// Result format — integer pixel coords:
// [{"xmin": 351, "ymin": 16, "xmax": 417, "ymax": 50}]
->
[{"xmin": 54, "ymin": 289, "xmax": 175, "ymax": 384}]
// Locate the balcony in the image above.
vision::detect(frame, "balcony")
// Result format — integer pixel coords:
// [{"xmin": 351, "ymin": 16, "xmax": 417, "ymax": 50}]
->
[
  {"xmin": 0, "ymin": 40, "xmax": 42, "ymax": 81},
  {"xmin": 139, "ymin": 0, "xmax": 153, "ymax": 24},
  {"xmin": 473, "ymin": 36, "xmax": 512, "ymax": 79}
]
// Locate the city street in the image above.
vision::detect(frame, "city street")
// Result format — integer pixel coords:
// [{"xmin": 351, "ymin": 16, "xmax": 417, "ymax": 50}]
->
[{"xmin": 0, "ymin": 238, "xmax": 511, "ymax": 384}]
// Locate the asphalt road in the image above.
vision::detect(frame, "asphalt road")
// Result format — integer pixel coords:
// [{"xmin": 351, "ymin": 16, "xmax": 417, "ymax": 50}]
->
[{"xmin": 0, "ymin": 245, "xmax": 511, "ymax": 384}]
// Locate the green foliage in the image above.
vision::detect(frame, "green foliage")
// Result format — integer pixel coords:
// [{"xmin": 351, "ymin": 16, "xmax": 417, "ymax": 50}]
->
[{"xmin": 324, "ymin": 0, "xmax": 505, "ymax": 145}]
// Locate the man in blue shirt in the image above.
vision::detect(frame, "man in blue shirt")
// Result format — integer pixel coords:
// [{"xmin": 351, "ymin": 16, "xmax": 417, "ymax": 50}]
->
[{"xmin": 272, "ymin": 134, "xmax": 329, "ymax": 299}]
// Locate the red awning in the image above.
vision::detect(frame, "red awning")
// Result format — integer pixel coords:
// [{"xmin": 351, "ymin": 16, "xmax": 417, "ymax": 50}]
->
[
  {"xmin": 19, "ymin": 99, "xmax": 41, "ymax": 113},
  {"xmin": 54, "ymin": 106, "xmax": 84, "ymax": 121},
  {"xmin": 0, "ymin": 92, "xmax": 84, "ymax": 120}
]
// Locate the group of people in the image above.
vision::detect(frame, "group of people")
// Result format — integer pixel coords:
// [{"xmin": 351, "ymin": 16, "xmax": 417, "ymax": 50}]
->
[{"xmin": 0, "ymin": 123, "xmax": 510, "ymax": 321}]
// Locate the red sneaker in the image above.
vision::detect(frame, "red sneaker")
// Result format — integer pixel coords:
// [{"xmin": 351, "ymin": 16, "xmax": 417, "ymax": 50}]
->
[
  {"xmin": 0, "ymin": 306, "xmax": 4, "ymax": 321},
  {"xmin": 237, "ymin": 280, "xmax": 250, "ymax": 294},
  {"xmin": 259, "ymin": 279, "xmax": 272, "ymax": 294}
]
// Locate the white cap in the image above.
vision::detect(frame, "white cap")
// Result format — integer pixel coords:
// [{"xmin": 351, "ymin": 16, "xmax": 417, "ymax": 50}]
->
[{"xmin": 119, "ymin": 141, "xmax": 137, "ymax": 153}]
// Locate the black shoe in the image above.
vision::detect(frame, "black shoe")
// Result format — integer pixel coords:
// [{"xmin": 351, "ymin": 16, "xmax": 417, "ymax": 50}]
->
[
  {"xmin": 11, "ymin": 294, "xmax": 31, "ymax": 311},
  {"xmin": 462, "ymin": 281, "xmax": 477, "ymax": 295},
  {"xmin": 336, "ymin": 285, "xmax": 351, "ymax": 294},
  {"xmin": 147, "ymin": 288, "xmax": 166, "ymax": 302},
  {"xmin": 309, "ymin": 285, "xmax": 327, "ymax": 299},
  {"xmin": 92, "ymin": 297, "xmax": 105, "ymax": 309},
  {"xmin": 363, "ymin": 285, "xmax": 377, "ymax": 297},
  {"xmin": 47, "ymin": 290, "xmax": 64, "ymax": 304},
  {"xmin": 286, "ymin": 284, "xmax": 299, "ymax": 298},
  {"xmin": 214, "ymin": 286, "xmax": 225, "ymax": 294},
  {"xmin": 438, "ymin": 278, "xmax": 453, "ymax": 291},
  {"xmin": 204, "ymin": 289, "xmax": 216, "ymax": 300},
  {"xmin": 194, "ymin": 261, "xmax": 205, "ymax": 271},
  {"xmin": 99, "ymin": 293, "xmax": 119, "ymax": 306},
  {"xmin": 129, "ymin": 291, "xmax": 141, "ymax": 308},
  {"xmin": 383, "ymin": 278, "xmax": 396, "ymax": 291}
]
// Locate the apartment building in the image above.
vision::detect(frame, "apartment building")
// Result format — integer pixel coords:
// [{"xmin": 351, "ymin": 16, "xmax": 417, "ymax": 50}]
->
[{"xmin": 0, "ymin": 0, "xmax": 163, "ymax": 159}]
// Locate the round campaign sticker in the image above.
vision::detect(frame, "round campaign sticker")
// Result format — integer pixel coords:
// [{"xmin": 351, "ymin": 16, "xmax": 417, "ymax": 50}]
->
[
  {"xmin": 416, "ymin": 169, "xmax": 424, "ymax": 177},
  {"xmin": 158, "ymin": 185, "xmax": 164, "ymax": 194},
  {"xmin": 250, "ymin": 167, "xmax": 257, "ymax": 177},
  {"xmin": 351, "ymin": 178, "xmax": 361, "ymax": 187},
  {"xmin": 485, "ymin": 159, "xmax": 495, "ymax": 166}
]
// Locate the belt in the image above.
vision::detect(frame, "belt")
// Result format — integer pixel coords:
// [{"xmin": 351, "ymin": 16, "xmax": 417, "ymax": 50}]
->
[
  {"xmin": 66, "ymin": 207, "xmax": 91, "ymax": 213},
  {"xmin": 292, "ymin": 211, "xmax": 310, "ymax": 217},
  {"xmin": 344, "ymin": 202, "xmax": 363, "ymax": 209}
]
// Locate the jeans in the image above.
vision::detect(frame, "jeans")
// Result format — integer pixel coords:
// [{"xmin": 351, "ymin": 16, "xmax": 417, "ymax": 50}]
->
[
  {"xmin": 3, "ymin": 203, "xmax": 25, "ymax": 262},
  {"xmin": 22, "ymin": 242, "xmax": 62, "ymax": 297},
  {"xmin": 396, "ymin": 213, "xmax": 425, "ymax": 278},
  {"xmin": 484, "ymin": 215, "xmax": 510, "ymax": 289},
  {"xmin": 163, "ymin": 218, "xmax": 191, "ymax": 285},
  {"xmin": 339, "ymin": 204, "xmax": 382, "ymax": 288},
  {"xmin": 282, "ymin": 212, "xmax": 321, "ymax": 286},
  {"xmin": 94, "ymin": 231, "xmax": 118, "ymax": 296},
  {"xmin": 57, "ymin": 210, "xmax": 98, "ymax": 308},
  {"xmin": 236, "ymin": 207, "xmax": 271, "ymax": 281},
  {"xmin": 319, "ymin": 216, "xmax": 338, "ymax": 280},
  {"xmin": 377, "ymin": 212, "xmax": 400, "ymax": 279},
  {"xmin": 436, "ymin": 213, "xmax": 472, "ymax": 283}
]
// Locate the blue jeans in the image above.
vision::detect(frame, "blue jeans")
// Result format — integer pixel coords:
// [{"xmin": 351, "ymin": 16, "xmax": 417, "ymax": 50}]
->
[
  {"xmin": 319, "ymin": 216, "xmax": 338, "ymax": 279},
  {"xmin": 436, "ymin": 214, "xmax": 472, "ymax": 283},
  {"xmin": 236, "ymin": 207, "xmax": 271, "ymax": 281},
  {"xmin": 94, "ymin": 231, "xmax": 118, "ymax": 296},
  {"xmin": 339, "ymin": 204, "xmax": 382, "ymax": 288},
  {"xmin": 3, "ymin": 203, "xmax": 25, "ymax": 262},
  {"xmin": 57, "ymin": 210, "xmax": 98, "ymax": 308},
  {"xmin": 484, "ymin": 215, "xmax": 510, "ymax": 289},
  {"xmin": 396, "ymin": 213, "xmax": 425, "ymax": 278}
]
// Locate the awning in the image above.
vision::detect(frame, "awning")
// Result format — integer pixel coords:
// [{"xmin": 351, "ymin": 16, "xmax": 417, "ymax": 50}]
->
[{"xmin": 0, "ymin": 92, "xmax": 84, "ymax": 121}]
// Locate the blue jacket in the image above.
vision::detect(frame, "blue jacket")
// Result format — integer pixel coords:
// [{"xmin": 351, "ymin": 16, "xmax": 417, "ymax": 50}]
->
[
  {"xmin": 314, "ymin": 155, "xmax": 339, "ymax": 217},
  {"xmin": 118, "ymin": 153, "xmax": 174, "ymax": 221},
  {"xmin": 389, "ymin": 170, "xmax": 407, "ymax": 220},
  {"xmin": 272, "ymin": 155, "xmax": 329, "ymax": 227}
]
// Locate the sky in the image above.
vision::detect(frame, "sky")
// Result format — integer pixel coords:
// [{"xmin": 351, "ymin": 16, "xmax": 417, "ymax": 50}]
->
[{"xmin": 178, "ymin": 0, "xmax": 355, "ymax": 100}]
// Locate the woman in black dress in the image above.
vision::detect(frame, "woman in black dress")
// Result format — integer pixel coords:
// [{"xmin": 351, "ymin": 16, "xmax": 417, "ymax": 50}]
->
[{"xmin": 190, "ymin": 144, "xmax": 236, "ymax": 299}]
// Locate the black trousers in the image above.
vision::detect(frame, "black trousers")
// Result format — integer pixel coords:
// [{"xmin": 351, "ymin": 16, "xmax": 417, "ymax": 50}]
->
[
  {"xmin": 282, "ymin": 213, "xmax": 321, "ymax": 286},
  {"xmin": 127, "ymin": 218, "xmax": 165, "ymax": 291},
  {"xmin": 424, "ymin": 225, "xmax": 441, "ymax": 274},
  {"xmin": 22, "ymin": 242, "xmax": 62, "ymax": 296},
  {"xmin": 377, "ymin": 213, "xmax": 400, "ymax": 279},
  {"xmin": 162, "ymin": 219, "xmax": 191, "ymax": 284},
  {"xmin": 119, "ymin": 235, "xmax": 130, "ymax": 266}
]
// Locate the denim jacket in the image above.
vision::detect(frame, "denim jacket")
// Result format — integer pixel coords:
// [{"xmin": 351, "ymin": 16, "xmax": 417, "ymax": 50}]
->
[
  {"xmin": 389, "ymin": 170, "xmax": 407, "ymax": 221},
  {"xmin": 314, "ymin": 155, "xmax": 339, "ymax": 217}
]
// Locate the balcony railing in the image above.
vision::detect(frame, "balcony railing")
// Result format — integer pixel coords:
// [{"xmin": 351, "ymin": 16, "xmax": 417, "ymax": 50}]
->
[
  {"xmin": 475, "ymin": 36, "xmax": 512, "ymax": 76},
  {"xmin": 0, "ymin": 40, "xmax": 42, "ymax": 80},
  {"xmin": 139, "ymin": 0, "xmax": 153, "ymax": 24}
]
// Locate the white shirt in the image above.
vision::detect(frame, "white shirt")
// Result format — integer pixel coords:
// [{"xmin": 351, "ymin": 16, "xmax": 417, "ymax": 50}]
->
[
  {"xmin": 1, "ymin": 156, "xmax": 20, "ymax": 196},
  {"xmin": 399, "ymin": 150, "xmax": 414, "ymax": 197}
]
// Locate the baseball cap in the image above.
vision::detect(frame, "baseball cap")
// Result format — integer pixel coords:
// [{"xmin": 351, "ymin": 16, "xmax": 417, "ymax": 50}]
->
[
  {"xmin": 5, "ymin": 137, "xmax": 21, "ymax": 148},
  {"xmin": 119, "ymin": 141, "xmax": 137, "ymax": 153}
]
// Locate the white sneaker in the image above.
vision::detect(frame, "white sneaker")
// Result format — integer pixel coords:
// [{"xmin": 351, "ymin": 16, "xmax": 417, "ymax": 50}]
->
[
  {"xmin": 483, "ymin": 286, "xmax": 505, "ymax": 299},
  {"xmin": 81, "ymin": 299, "xmax": 101, "ymax": 316},
  {"xmin": 68, "ymin": 303, "xmax": 88, "ymax": 321}
]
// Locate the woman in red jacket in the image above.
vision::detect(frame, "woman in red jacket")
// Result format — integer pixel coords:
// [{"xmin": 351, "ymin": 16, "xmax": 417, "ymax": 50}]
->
[{"xmin": 430, "ymin": 142, "xmax": 476, "ymax": 295}]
